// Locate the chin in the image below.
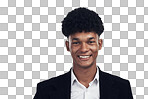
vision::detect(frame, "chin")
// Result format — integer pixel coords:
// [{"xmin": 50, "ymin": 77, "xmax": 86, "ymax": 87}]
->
[{"xmin": 77, "ymin": 62, "xmax": 95, "ymax": 69}]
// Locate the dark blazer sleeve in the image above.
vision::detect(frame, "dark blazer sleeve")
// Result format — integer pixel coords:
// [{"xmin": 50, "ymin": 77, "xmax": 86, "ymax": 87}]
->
[
  {"xmin": 99, "ymin": 69, "xmax": 133, "ymax": 99},
  {"xmin": 116, "ymin": 79, "xmax": 133, "ymax": 99},
  {"xmin": 33, "ymin": 71, "xmax": 71, "ymax": 99},
  {"xmin": 127, "ymin": 80, "xmax": 133, "ymax": 99},
  {"xmin": 114, "ymin": 78, "xmax": 133, "ymax": 99},
  {"xmin": 33, "ymin": 83, "xmax": 43, "ymax": 99}
]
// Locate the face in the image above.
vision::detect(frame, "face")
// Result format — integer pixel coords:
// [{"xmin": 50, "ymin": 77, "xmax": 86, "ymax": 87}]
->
[{"xmin": 66, "ymin": 32, "xmax": 103, "ymax": 69}]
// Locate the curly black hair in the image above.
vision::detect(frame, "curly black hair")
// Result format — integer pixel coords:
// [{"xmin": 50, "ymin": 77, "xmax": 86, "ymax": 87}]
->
[{"xmin": 61, "ymin": 7, "xmax": 104, "ymax": 38}]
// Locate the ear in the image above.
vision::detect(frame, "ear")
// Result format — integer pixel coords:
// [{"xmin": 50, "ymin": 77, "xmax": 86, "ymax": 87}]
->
[
  {"xmin": 65, "ymin": 41, "xmax": 70, "ymax": 51},
  {"xmin": 98, "ymin": 39, "xmax": 103, "ymax": 50}
]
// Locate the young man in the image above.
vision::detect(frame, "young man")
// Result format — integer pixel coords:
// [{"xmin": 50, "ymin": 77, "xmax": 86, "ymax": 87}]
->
[{"xmin": 34, "ymin": 7, "xmax": 133, "ymax": 99}]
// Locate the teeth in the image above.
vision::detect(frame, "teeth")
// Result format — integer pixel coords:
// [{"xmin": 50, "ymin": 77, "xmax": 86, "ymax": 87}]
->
[{"xmin": 79, "ymin": 56, "xmax": 90, "ymax": 58}]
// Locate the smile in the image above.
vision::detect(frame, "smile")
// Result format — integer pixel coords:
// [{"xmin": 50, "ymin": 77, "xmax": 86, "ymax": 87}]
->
[
  {"xmin": 78, "ymin": 55, "xmax": 92, "ymax": 59},
  {"xmin": 79, "ymin": 55, "xmax": 90, "ymax": 58}
]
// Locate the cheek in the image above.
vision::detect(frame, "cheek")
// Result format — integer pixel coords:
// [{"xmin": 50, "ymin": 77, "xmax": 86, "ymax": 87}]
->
[
  {"xmin": 91, "ymin": 45, "xmax": 99, "ymax": 52},
  {"xmin": 92, "ymin": 47, "xmax": 99, "ymax": 58},
  {"xmin": 70, "ymin": 46, "xmax": 79, "ymax": 54}
]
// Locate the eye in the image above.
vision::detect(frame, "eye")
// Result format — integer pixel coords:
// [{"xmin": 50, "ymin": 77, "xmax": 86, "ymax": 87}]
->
[
  {"xmin": 72, "ymin": 42, "xmax": 80, "ymax": 45},
  {"xmin": 88, "ymin": 41, "xmax": 95, "ymax": 44}
]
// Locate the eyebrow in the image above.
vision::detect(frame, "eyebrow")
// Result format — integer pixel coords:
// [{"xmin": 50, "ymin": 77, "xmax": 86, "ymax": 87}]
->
[
  {"xmin": 88, "ymin": 37, "xmax": 95, "ymax": 40},
  {"xmin": 72, "ymin": 37, "xmax": 95, "ymax": 41},
  {"xmin": 72, "ymin": 38, "xmax": 79, "ymax": 41}
]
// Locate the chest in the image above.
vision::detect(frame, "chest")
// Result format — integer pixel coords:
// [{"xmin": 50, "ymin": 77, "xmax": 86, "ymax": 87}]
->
[{"xmin": 71, "ymin": 81, "xmax": 100, "ymax": 99}]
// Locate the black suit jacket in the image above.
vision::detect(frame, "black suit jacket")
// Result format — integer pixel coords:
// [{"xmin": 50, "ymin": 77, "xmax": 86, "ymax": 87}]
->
[{"xmin": 34, "ymin": 68, "xmax": 133, "ymax": 99}]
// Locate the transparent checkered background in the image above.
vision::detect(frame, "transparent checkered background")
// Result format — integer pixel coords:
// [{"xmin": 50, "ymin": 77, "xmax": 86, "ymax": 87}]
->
[{"xmin": 0, "ymin": 0, "xmax": 148, "ymax": 99}]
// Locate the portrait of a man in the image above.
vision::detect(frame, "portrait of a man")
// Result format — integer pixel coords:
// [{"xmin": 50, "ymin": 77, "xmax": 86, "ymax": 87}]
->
[{"xmin": 34, "ymin": 7, "xmax": 133, "ymax": 99}]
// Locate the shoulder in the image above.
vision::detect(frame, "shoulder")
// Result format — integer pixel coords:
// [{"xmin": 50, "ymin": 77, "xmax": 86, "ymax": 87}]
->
[
  {"xmin": 34, "ymin": 71, "xmax": 71, "ymax": 98},
  {"xmin": 37, "ymin": 71, "xmax": 71, "ymax": 90},
  {"xmin": 100, "ymin": 70, "xmax": 133, "ymax": 98},
  {"xmin": 100, "ymin": 70, "xmax": 130, "ymax": 86}
]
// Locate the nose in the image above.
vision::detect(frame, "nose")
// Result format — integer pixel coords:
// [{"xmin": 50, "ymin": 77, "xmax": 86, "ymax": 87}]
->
[{"xmin": 80, "ymin": 42, "xmax": 89, "ymax": 53}]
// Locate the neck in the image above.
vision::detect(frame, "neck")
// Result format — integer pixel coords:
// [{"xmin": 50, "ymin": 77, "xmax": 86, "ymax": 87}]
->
[{"xmin": 73, "ymin": 64, "xmax": 97, "ymax": 87}]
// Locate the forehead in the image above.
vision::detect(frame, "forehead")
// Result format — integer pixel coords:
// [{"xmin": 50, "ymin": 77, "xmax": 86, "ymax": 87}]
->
[{"xmin": 69, "ymin": 32, "xmax": 98, "ymax": 40}]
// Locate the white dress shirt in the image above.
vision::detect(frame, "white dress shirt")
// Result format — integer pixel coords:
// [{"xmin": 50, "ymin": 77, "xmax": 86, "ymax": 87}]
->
[{"xmin": 71, "ymin": 67, "xmax": 100, "ymax": 99}]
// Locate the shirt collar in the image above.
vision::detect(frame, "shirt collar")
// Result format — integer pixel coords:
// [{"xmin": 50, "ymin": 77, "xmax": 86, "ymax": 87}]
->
[{"xmin": 71, "ymin": 66, "xmax": 99, "ymax": 86}]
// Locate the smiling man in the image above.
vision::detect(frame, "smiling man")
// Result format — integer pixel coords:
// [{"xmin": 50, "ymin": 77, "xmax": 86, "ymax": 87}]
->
[{"xmin": 34, "ymin": 7, "xmax": 133, "ymax": 99}]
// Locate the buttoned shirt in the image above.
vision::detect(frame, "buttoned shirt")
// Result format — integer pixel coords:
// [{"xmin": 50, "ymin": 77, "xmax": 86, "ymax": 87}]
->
[{"xmin": 71, "ymin": 67, "xmax": 100, "ymax": 99}]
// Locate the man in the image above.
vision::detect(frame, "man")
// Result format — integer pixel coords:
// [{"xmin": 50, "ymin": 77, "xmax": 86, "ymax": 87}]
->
[{"xmin": 34, "ymin": 7, "xmax": 133, "ymax": 99}]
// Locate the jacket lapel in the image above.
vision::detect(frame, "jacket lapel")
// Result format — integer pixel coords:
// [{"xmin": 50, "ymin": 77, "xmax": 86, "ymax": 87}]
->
[
  {"xmin": 52, "ymin": 68, "xmax": 119, "ymax": 99},
  {"xmin": 99, "ymin": 69, "xmax": 119, "ymax": 99}
]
